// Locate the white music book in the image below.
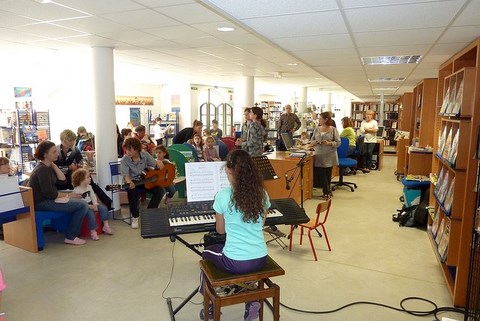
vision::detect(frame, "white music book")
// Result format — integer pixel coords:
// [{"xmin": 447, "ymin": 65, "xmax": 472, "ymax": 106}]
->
[{"xmin": 185, "ymin": 162, "xmax": 230, "ymax": 202}]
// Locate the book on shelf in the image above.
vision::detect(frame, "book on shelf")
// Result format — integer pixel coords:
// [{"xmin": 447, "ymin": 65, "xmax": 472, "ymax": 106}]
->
[
  {"xmin": 441, "ymin": 127, "xmax": 453, "ymax": 160},
  {"xmin": 445, "ymin": 80, "xmax": 456, "ymax": 115},
  {"xmin": 35, "ymin": 111, "xmax": 49, "ymax": 127},
  {"xmin": 437, "ymin": 171, "xmax": 450, "ymax": 205},
  {"xmin": 435, "ymin": 216, "xmax": 445, "ymax": 245},
  {"xmin": 440, "ymin": 85, "xmax": 450, "ymax": 115},
  {"xmin": 437, "ymin": 126, "xmax": 448, "ymax": 157},
  {"xmin": 437, "ymin": 217, "xmax": 451, "ymax": 262},
  {"xmin": 443, "ymin": 177, "xmax": 455, "ymax": 214},
  {"xmin": 0, "ymin": 127, "xmax": 13, "ymax": 145},
  {"xmin": 447, "ymin": 129, "xmax": 459, "ymax": 166},
  {"xmin": 20, "ymin": 124, "xmax": 38, "ymax": 144},
  {"xmin": 451, "ymin": 78, "xmax": 464, "ymax": 116},
  {"xmin": 37, "ymin": 128, "xmax": 49, "ymax": 142},
  {"xmin": 434, "ymin": 167, "xmax": 445, "ymax": 196},
  {"xmin": 431, "ymin": 208, "xmax": 441, "ymax": 237}
]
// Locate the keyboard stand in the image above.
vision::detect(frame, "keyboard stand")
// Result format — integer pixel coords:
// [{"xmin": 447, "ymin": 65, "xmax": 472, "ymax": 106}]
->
[
  {"xmin": 167, "ymin": 234, "xmax": 204, "ymax": 321},
  {"xmin": 263, "ymin": 227, "xmax": 287, "ymax": 249}
]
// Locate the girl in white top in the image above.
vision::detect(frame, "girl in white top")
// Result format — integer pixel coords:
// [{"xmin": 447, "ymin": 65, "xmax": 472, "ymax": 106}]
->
[
  {"xmin": 359, "ymin": 110, "xmax": 378, "ymax": 172},
  {"xmin": 72, "ymin": 168, "xmax": 114, "ymax": 240}
]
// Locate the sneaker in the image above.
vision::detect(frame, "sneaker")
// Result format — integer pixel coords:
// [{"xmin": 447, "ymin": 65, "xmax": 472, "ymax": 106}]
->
[
  {"xmin": 244, "ymin": 301, "xmax": 261, "ymax": 321},
  {"xmin": 64, "ymin": 237, "xmax": 86, "ymax": 245},
  {"xmin": 131, "ymin": 217, "xmax": 139, "ymax": 229},
  {"xmin": 102, "ymin": 225, "xmax": 114, "ymax": 235},
  {"xmin": 199, "ymin": 304, "xmax": 214, "ymax": 321},
  {"xmin": 90, "ymin": 231, "xmax": 100, "ymax": 241}
]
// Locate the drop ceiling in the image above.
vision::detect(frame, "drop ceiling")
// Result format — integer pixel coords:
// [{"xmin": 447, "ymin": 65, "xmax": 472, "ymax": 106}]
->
[{"xmin": 0, "ymin": 0, "xmax": 479, "ymax": 101}]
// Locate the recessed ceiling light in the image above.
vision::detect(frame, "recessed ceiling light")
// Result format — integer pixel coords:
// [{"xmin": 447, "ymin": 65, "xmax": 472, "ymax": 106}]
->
[
  {"xmin": 216, "ymin": 27, "xmax": 235, "ymax": 32},
  {"xmin": 372, "ymin": 87, "xmax": 399, "ymax": 91},
  {"xmin": 33, "ymin": 0, "xmax": 52, "ymax": 3},
  {"xmin": 368, "ymin": 77, "xmax": 405, "ymax": 82},
  {"xmin": 287, "ymin": 63, "xmax": 298, "ymax": 66},
  {"xmin": 361, "ymin": 55, "xmax": 421, "ymax": 65}
]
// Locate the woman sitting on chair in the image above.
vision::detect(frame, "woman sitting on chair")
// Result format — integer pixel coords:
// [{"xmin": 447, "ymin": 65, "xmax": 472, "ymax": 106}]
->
[{"xmin": 200, "ymin": 149, "xmax": 271, "ymax": 321}]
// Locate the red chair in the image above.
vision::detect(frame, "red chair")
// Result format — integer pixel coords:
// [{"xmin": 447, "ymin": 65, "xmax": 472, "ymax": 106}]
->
[
  {"xmin": 288, "ymin": 199, "xmax": 332, "ymax": 261},
  {"xmin": 221, "ymin": 137, "xmax": 236, "ymax": 151}
]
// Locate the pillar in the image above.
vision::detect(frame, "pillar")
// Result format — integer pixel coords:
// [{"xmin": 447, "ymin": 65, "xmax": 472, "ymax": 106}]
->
[
  {"xmin": 297, "ymin": 87, "xmax": 308, "ymax": 132},
  {"xmin": 91, "ymin": 47, "xmax": 118, "ymax": 209}
]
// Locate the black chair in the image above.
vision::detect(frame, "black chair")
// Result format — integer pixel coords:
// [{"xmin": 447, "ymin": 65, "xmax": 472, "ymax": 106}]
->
[
  {"xmin": 331, "ymin": 137, "xmax": 358, "ymax": 192},
  {"xmin": 351, "ymin": 135, "xmax": 368, "ymax": 174}
]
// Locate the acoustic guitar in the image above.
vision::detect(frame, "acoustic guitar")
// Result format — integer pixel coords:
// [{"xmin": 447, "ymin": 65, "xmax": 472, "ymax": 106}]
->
[{"xmin": 106, "ymin": 163, "xmax": 175, "ymax": 191}]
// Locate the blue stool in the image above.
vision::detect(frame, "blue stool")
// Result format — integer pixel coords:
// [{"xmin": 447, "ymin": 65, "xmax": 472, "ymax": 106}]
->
[
  {"xmin": 35, "ymin": 211, "xmax": 70, "ymax": 251},
  {"xmin": 401, "ymin": 178, "xmax": 430, "ymax": 207}
]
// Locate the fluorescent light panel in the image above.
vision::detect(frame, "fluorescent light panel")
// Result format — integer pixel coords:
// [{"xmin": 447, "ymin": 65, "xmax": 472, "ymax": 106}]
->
[
  {"xmin": 361, "ymin": 55, "xmax": 421, "ymax": 65},
  {"xmin": 372, "ymin": 87, "xmax": 399, "ymax": 91},
  {"xmin": 368, "ymin": 77, "xmax": 405, "ymax": 82}
]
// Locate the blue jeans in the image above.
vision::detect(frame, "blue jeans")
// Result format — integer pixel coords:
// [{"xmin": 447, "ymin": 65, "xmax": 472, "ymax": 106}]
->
[
  {"xmin": 364, "ymin": 143, "xmax": 376, "ymax": 168},
  {"xmin": 86, "ymin": 204, "xmax": 109, "ymax": 230},
  {"xmin": 35, "ymin": 198, "xmax": 89, "ymax": 240},
  {"xmin": 165, "ymin": 184, "xmax": 176, "ymax": 199}
]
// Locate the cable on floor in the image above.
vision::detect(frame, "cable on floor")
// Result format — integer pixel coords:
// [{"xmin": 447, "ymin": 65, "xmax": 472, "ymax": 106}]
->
[
  {"xmin": 162, "ymin": 238, "xmax": 203, "ymax": 305},
  {"xmin": 280, "ymin": 296, "xmax": 465, "ymax": 320}
]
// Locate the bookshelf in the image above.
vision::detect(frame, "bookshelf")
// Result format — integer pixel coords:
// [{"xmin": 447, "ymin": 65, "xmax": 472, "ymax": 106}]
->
[
  {"xmin": 148, "ymin": 110, "xmax": 179, "ymax": 146},
  {"xmin": 260, "ymin": 101, "xmax": 282, "ymax": 142},
  {"xmin": 398, "ymin": 92, "xmax": 413, "ymax": 133},
  {"xmin": 382, "ymin": 103, "xmax": 399, "ymax": 147},
  {"xmin": 412, "ymin": 78, "xmax": 438, "ymax": 147},
  {"xmin": 427, "ymin": 37, "xmax": 480, "ymax": 307}
]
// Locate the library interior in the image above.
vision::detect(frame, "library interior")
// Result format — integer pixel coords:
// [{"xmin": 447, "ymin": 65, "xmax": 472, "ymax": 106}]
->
[{"xmin": 1, "ymin": 1, "xmax": 480, "ymax": 321}]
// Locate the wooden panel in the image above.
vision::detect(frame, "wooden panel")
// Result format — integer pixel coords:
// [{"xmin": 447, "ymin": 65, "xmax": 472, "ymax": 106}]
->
[
  {"xmin": 396, "ymin": 138, "xmax": 408, "ymax": 174},
  {"xmin": 2, "ymin": 186, "xmax": 38, "ymax": 253},
  {"xmin": 399, "ymin": 93, "xmax": 413, "ymax": 132},
  {"xmin": 406, "ymin": 151, "xmax": 432, "ymax": 176},
  {"xmin": 264, "ymin": 152, "xmax": 314, "ymax": 204},
  {"xmin": 418, "ymin": 78, "xmax": 438, "ymax": 147}
]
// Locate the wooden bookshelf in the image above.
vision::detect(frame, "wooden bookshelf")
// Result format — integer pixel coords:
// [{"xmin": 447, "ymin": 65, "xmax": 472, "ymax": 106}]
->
[
  {"xmin": 398, "ymin": 92, "xmax": 413, "ymax": 133},
  {"xmin": 412, "ymin": 78, "xmax": 438, "ymax": 147},
  {"xmin": 427, "ymin": 37, "xmax": 480, "ymax": 307}
]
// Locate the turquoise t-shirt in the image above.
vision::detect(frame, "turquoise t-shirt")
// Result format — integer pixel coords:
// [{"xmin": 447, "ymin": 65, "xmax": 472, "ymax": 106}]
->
[{"xmin": 213, "ymin": 187, "xmax": 270, "ymax": 261}]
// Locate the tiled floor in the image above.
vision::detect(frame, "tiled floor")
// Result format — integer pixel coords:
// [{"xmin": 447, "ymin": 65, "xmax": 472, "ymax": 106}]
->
[{"xmin": 0, "ymin": 156, "xmax": 463, "ymax": 321}]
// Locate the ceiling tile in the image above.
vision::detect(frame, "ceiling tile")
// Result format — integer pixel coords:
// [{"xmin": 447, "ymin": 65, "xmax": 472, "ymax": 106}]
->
[
  {"xmin": 53, "ymin": 16, "xmax": 132, "ymax": 35},
  {"xmin": 55, "ymin": 0, "xmax": 145, "ymax": 15},
  {"xmin": 240, "ymin": 10, "xmax": 347, "ymax": 39},
  {"xmin": 340, "ymin": 0, "xmax": 448, "ymax": 9},
  {"xmin": 357, "ymin": 44, "xmax": 430, "ymax": 57},
  {"xmin": 202, "ymin": 0, "xmax": 339, "ymax": 19},
  {"xmin": 1, "ymin": 0, "xmax": 90, "ymax": 21},
  {"xmin": 273, "ymin": 34, "xmax": 354, "ymax": 51},
  {"xmin": 452, "ymin": 0, "xmax": 480, "ymax": 27},
  {"xmin": 0, "ymin": 11, "xmax": 38, "ymax": 27},
  {"xmin": 101, "ymin": 9, "xmax": 180, "ymax": 29},
  {"xmin": 354, "ymin": 28, "xmax": 443, "ymax": 47},
  {"xmin": 429, "ymin": 42, "xmax": 472, "ymax": 55},
  {"xmin": 154, "ymin": 3, "xmax": 225, "ymax": 24},
  {"xmin": 11, "ymin": 22, "xmax": 87, "ymax": 39},
  {"xmin": 439, "ymin": 26, "xmax": 480, "ymax": 44},
  {"xmin": 344, "ymin": 1, "xmax": 464, "ymax": 33}
]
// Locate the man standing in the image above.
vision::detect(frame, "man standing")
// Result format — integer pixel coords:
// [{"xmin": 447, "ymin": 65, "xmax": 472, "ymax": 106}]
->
[{"xmin": 277, "ymin": 104, "xmax": 301, "ymax": 151}]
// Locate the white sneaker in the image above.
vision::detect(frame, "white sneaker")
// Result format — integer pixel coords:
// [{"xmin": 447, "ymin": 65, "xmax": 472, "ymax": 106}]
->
[{"xmin": 131, "ymin": 217, "xmax": 139, "ymax": 229}]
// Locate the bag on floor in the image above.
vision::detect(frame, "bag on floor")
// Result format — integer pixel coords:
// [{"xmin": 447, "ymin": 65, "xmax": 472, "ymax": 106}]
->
[
  {"xmin": 392, "ymin": 199, "xmax": 428, "ymax": 228},
  {"xmin": 203, "ymin": 231, "xmax": 226, "ymax": 247}
]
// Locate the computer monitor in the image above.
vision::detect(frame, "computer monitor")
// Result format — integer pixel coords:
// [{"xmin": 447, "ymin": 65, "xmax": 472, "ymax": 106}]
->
[
  {"xmin": 376, "ymin": 126, "xmax": 384, "ymax": 137},
  {"xmin": 280, "ymin": 132, "xmax": 295, "ymax": 149}
]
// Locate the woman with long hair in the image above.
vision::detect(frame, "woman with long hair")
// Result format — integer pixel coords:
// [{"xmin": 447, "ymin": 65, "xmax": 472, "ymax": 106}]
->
[
  {"xmin": 201, "ymin": 149, "xmax": 270, "ymax": 321},
  {"xmin": 311, "ymin": 111, "xmax": 341, "ymax": 200},
  {"xmin": 172, "ymin": 119, "xmax": 203, "ymax": 144},
  {"xmin": 28, "ymin": 141, "xmax": 89, "ymax": 245},
  {"xmin": 236, "ymin": 107, "xmax": 266, "ymax": 157}
]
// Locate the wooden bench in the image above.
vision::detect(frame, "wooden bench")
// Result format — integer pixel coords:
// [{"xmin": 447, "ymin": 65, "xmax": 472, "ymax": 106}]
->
[{"xmin": 199, "ymin": 255, "xmax": 285, "ymax": 321}]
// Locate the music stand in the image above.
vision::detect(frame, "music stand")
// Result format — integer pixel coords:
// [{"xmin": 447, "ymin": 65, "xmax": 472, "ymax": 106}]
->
[{"xmin": 253, "ymin": 156, "xmax": 278, "ymax": 180}]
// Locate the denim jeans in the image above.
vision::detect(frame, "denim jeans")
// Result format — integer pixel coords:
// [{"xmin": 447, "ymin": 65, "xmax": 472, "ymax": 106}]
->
[
  {"xmin": 86, "ymin": 204, "xmax": 109, "ymax": 230},
  {"xmin": 165, "ymin": 184, "xmax": 176, "ymax": 199},
  {"xmin": 364, "ymin": 143, "xmax": 376, "ymax": 168},
  {"xmin": 127, "ymin": 185, "xmax": 164, "ymax": 218},
  {"xmin": 35, "ymin": 198, "xmax": 89, "ymax": 240}
]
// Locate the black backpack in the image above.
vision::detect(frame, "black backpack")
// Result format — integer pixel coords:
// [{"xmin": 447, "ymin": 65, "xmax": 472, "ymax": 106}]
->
[{"xmin": 392, "ymin": 199, "xmax": 429, "ymax": 228}]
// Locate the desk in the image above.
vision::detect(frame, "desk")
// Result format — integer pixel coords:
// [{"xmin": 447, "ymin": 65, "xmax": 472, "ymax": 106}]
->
[
  {"xmin": 2, "ymin": 186, "xmax": 38, "ymax": 253},
  {"xmin": 264, "ymin": 152, "xmax": 314, "ymax": 204},
  {"xmin": 404, "ymin": 147, "xmax": 433, "ymax": 176}
]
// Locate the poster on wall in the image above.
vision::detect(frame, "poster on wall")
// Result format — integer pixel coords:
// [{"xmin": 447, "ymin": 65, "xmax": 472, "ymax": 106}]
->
[
  {"xmin": 14, "ymin": 87, "xmax": 32, "ymax": 98},
  {"xmin": 171, "ymin": 94, "xmax": 180, "ymax": 107},
  {"xmin": 130, "ymin": 108, "xmax": 141, "ymax": 127},
  {"xmin": 115, "ymin": 96, "xmax": 154, "ymax": 106}
]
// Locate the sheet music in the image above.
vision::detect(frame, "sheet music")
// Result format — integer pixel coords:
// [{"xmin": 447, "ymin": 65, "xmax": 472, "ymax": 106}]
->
[{"xmin": 185, "ymin": 162, "xmax": 230, "ymax": 202}]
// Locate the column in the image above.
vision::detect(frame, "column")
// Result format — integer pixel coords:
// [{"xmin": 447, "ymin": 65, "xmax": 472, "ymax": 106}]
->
[
  {"xmin": 297, "ymin": 87, "xmax": 307, "ymax": 132},
  {"xmin": 91, "ymin": 47, "xmax": 118, "ymax": 209},
  {"xmin": 234, "ymin": 76, "xmax": 254, "ymax": 133}
]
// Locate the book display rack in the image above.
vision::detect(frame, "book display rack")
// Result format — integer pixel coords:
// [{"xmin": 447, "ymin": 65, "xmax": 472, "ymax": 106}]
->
[{"xmin": 428, "ymin": 38, "xmax": 480, "ymax": 307}]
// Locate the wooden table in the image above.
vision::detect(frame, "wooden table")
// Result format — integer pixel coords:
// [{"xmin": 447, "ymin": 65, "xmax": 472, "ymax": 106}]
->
[{"xmin": 263, "ymin": 152, "xmax": 314, "ymax": 205}]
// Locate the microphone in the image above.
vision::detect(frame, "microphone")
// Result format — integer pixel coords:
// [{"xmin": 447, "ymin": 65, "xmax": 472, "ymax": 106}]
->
[{"xmin": 285, "ymin": 174, "xmax": 291, "ymax": 190}]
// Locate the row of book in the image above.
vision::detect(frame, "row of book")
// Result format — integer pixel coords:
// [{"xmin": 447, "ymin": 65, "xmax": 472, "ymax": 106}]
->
[
  {"xmin": 383, "ymin": 104, "xmax": 399, "ymax": 112},
  {"xmin": 430, "ymin": 210, "xmax": 451, "ymax": 262},
  {"xmin": 352, "ymin": 104, "xmax": 379, "ymax": 111},
  {"xmin": 436, "ymin": 126, "xmax": 459, "ymax": 167},
  {"xmin": 433, "ymin": 168, "xmax": 455, "ymax": 215},
  {"xmin": 440, "ymin": 78, "xmax": 464, "ymax": 116}
]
